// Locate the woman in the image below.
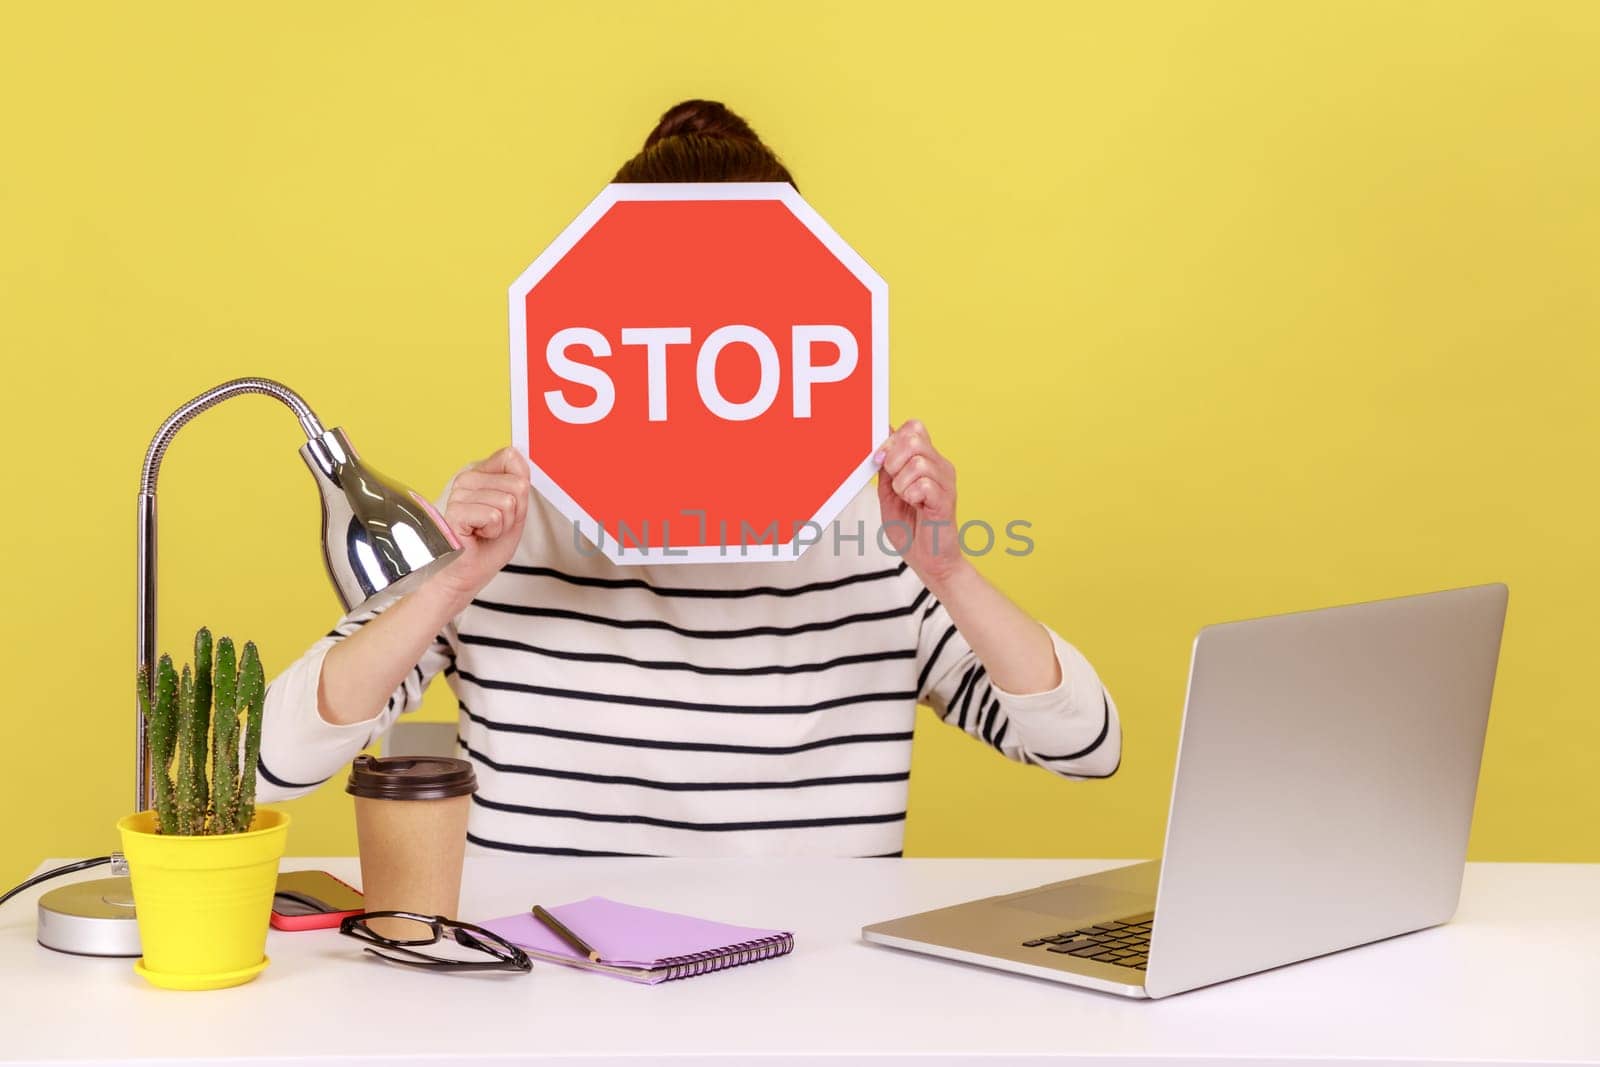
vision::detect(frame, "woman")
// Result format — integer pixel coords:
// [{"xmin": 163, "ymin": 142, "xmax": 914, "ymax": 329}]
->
[{"xmin": 258, "ymin": 100, "xmax": 1120, "ymax": 857}]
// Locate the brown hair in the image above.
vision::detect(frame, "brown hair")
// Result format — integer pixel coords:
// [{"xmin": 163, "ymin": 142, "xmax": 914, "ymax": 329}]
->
[{"xmin": 614, "ymin": 99, "xmax": 796, "ymax": 189}]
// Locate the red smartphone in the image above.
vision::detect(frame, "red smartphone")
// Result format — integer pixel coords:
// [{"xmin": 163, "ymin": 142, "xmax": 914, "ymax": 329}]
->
[{"xmin": 271, "ymin": 870, "xmax": 365, "ymax": 931}]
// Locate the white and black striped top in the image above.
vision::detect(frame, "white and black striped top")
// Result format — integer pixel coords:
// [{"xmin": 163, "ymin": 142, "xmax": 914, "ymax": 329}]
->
[{"xmin": 257, "ymin": 484, "xmax": 1121, "ymax": 857}]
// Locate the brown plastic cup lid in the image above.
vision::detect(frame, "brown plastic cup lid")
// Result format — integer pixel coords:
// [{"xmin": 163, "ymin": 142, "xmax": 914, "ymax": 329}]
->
[{"xmin": 346, "ymin": 754, "xmax": 476, "ymax": 801}]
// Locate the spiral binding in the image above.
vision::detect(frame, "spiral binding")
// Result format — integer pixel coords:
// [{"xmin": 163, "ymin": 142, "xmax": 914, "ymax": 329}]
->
[{"xmin": 656, "ymin": 932, "xmax": 796, "ymax": 981}]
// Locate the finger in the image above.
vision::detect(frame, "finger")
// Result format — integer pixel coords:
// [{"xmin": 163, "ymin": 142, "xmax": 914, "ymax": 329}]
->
[
  {"xmin": 872, "ymin": 430, "xmax": 894, "ymax": 466},
  {"xmin": 876, "ymin": 465, "xmax": 902, "ymax": 511},
  {"xmin": 872, "ymin": 418, "xmax": 928, "ymax": 464},
  {"xmin": 881, "ymin": 425, "xmax": 944, "ymax": 478},
  {"xmin": 479, "ymin": 445, "xmax": 529, "ymax": 478},
  {"xmin": 506, "ymin": 447, "xmax": 531, "ymax": 481},
  {"xmin": 454, "ymin": 470, "xmax": 531, "ymax": 505},
  {"xmin": 891, "ymin": 454, "xmax": 946, "ymax": 497},
  {"xmin": 453, "ymin": 472, "xmax": 530, "ymax": 517},
  {"xmin": 452, "ymin": 487, "xmax": 519, "ymax": 519},
  {"xmin": 454, "ymin": 473, "xmax": 528, "ymax": 508},
  {"xmin": 879, "ymin": 418, "xmax": 931, "ymax": 456},
  {"xmin": 490, "ymin": 449, "xmax": 533, "ymax": 517},
  {"xmin": 448, "ymin": 500, "xmax": 504, "ymax": 540},
  {"xmin": 446, "ymin": 501, "xmax": 504, "ymax": 541},
  {"xmin": 899, "ymin": 475, "xmax": 951, "ymax": 514}
]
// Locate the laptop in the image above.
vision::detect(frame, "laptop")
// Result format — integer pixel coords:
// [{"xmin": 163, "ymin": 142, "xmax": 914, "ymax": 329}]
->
[{"xmin": 862, "ymin": 584, "xmax": 1508, "ymax": 998}]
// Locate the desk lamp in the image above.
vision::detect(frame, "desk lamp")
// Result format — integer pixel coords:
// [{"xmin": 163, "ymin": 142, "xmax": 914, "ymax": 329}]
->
[{"xmin": 36, "ymin": 377, "xmax": 462, "ymax": 956}]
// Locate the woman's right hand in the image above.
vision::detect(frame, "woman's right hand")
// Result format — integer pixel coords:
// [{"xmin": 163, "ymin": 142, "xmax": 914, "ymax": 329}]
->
[{"xmin": 432, "ymin": 445, "xmax": 532, "ymax": 606}]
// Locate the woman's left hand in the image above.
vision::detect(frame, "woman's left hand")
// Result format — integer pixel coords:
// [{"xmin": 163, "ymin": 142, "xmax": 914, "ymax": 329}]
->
[{"xmin": 876, "ymin": 418, "xmax": 967, "ymax": 588}]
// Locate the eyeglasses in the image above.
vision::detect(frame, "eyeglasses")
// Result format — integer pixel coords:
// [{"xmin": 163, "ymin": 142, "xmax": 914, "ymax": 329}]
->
[{"xmin": 338, "ymin": 911, "xmax": 532, "ymax": 974}]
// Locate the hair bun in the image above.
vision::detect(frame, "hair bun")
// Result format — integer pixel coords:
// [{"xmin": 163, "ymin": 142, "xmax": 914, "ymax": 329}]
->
[{"xmin": 644, "ymin": 99, "xmax": 763, "ymax": 148}]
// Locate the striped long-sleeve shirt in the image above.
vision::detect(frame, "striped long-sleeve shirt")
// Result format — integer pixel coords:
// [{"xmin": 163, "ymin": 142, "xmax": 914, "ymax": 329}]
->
[{"xmin": 256, "ymin": 482, "xmax": 1121, "ymax": 856}]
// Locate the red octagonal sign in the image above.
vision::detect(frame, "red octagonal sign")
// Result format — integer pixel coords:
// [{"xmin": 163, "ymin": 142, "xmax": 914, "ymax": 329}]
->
[{"xmin": 510, "ymin": 183, "xmax": 888, "ymax": 564}]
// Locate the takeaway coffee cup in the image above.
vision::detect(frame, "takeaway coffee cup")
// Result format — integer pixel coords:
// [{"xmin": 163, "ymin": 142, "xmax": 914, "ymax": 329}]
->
[{"xmin": 346, "ymin": 754, "xmax": 476, "ymax": 939}]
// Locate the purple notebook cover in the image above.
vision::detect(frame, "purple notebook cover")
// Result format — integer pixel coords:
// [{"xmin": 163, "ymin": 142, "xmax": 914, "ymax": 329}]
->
[{"xmin": 481, "ymin": 897, "xmax": 790, "ymax": 980}]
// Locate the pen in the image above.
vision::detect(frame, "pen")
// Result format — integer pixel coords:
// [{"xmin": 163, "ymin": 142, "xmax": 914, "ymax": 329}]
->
[{"xmin": 531, "ymin": 904, "xmax": 601, "ymax": 962}]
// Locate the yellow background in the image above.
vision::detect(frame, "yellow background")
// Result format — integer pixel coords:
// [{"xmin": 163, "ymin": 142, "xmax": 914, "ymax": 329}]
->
[{"xmin": 2, "ymin": 1, "xmax": 1597, "ymax": 887}]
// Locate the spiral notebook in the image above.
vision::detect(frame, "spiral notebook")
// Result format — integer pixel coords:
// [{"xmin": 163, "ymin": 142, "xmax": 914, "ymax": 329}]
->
[{"xmin": 480, "ymin": 897, "xmax": 794, "ymax": 984}]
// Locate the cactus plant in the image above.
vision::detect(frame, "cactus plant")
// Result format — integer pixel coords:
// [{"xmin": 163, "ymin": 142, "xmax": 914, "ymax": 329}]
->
[
  {"xmin": 136, "ymin": 626, "xmax": 269, "ymax": 836},
  {"xmin": 210, "ymin": 636, "xmax": 239, "ymax": 833},
  {"xmin": 174, "ymin": 666, "xmax": 200, "ymax": 834},
  {"xmin": 191, "ymin": 627, "xmax": 212, "ymax": 820},
  {"xmin": 233, "ymin": 641, "xmax": 266, "ymax": 833},
  {"xmin": 140, "ymin": 657, "xmax": 180, "ymax": 834}
]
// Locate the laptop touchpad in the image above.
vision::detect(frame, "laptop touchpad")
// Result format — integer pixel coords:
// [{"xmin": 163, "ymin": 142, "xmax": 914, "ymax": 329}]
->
[{"xmin": 999, "ymin": 882, "xmax": 1153, "ymax": 923}]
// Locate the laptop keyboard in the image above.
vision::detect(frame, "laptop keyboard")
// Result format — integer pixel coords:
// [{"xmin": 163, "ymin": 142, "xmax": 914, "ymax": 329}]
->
[{"xmin": 1021, "ymin": 911, "xmax": 1152, "ymax": 970}]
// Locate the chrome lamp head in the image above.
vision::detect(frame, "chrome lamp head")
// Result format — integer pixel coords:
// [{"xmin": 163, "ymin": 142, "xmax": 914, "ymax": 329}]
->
[{"xmin": 300, "ymin": 427, "xmax": 462, "ymax": 613}]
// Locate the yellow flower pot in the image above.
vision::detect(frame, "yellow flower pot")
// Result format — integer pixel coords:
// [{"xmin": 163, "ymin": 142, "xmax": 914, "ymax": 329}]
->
[{"xmin": 116, "ymin": 808, "xmax": 290, "ymax": 990}]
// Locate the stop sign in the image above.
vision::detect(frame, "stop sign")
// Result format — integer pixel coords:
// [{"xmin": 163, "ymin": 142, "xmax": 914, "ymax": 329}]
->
[{"xmin": 509, "ymin": 183, "xmax": 888, "ymax": 564}]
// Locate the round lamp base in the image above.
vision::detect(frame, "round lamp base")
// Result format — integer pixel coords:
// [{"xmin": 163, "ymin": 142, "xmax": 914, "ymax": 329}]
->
[{"xmin": 37, "ymin": 877, "xmax": 142, "ymax": 957}]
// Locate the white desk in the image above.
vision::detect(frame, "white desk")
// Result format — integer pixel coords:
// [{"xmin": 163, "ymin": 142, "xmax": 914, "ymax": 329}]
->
[{"xmin": 1, "ymin": 858, "xmax": 1596, "ymax": 1066}]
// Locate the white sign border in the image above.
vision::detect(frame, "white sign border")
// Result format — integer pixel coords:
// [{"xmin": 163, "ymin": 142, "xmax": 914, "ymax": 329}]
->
[{"xmin": 508, "ymin": 182, "xmax": 890, "ymax": 565}]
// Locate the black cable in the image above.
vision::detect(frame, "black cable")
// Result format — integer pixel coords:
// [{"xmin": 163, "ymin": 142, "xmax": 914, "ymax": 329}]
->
[{"xmin": 0, "ymin": 856, "xmax": 113, "ymax": 908}]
